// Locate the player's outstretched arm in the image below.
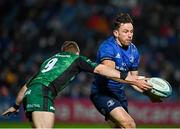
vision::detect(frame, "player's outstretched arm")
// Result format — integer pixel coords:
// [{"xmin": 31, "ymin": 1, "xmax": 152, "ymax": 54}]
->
[
  {"xmin": 94, "ymin": 64, "xmax": 120, "ymax": 78},
  {"xmin": 1, "ymin": 84, "xmax": 27, "ymax": 116},
  {"xmin": 94, "ymin": 64, "xmax": 151, "ymax": 91},
  {"xmin": 15, "ymin": 84, "xmax": 27, "ymax": 106}
]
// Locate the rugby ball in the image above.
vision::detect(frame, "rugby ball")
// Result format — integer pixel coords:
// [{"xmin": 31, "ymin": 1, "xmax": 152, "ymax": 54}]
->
[{"xmin": 147, "ymin": 77, "xmax": 172, "ymax": 98}]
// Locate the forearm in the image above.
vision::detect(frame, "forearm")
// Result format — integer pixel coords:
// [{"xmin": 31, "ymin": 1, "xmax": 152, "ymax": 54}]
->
[
  {"xmin": 110, "ymin": 77, "xmax": 142, "ymax": 88},
  {"xmin": 94, "ymin": 64, "xmax": 124, "ymax": 79},
  {"xmin": 94, "ymin": 64, "xmax": 150, "ymax": 91},
  {"xmin": 111, "ymin": 76, "xmax": 144, "ymax": 92},
  {"xmin": 95, "ymin": 64, "xmax": 137, "ymax": 84},
  {"xmin": 15, "ymin": 84, "xmax": 27, "ymax": 105}
]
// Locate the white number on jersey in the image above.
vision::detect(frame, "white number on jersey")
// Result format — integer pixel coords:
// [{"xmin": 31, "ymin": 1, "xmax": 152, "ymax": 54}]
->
[{"xmin": 41, "ymin": 58, "xmax": 58, "ymax": 73}]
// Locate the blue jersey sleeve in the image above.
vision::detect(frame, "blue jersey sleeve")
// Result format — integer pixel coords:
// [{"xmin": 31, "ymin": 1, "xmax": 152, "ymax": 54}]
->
[{"xmin": 98, "ymin": 43, "xmax": 115, "ymax": 63}]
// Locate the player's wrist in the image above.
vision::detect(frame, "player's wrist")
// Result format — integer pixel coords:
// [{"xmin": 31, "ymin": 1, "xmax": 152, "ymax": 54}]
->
[
  {"xmin": 120, "ymin": 71, "xmax": 128, "ymax": 80},
  {"xmin": 12, "ymin": 103, "xmax": 20, "ymax": 110}
]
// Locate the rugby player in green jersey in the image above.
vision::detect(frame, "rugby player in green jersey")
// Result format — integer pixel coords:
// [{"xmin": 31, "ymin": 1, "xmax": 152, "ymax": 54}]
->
[{"xmin": 1, "ymin": 41, "xmax": 151, "ymax": 128}]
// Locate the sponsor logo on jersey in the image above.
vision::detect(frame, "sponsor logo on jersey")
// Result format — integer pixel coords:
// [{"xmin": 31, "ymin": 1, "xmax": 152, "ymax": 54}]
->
[
  {"xmin": 55, "ymin": 54, "xmax": 71, "ymax": 58},
  {"xmin": 122, "ymin": 62, "xmax": 126, "ymax": 66},
  {"xmin": 24, "ymin": 90, "xmax": 31, "ymax": 96},
  {"xmin": 115, "ymin": 66, "xmax": 127, "ymax": 71},
  {"xmin": 50, "ymin": 106, "xmax": 55, "ymax": 110},
  {"xmin": 107, "ymin": 99, "xmax": 115, "ymax": 107},
  {"xmin": 27, "ymin": 104, "xmax": 40, "ymax": 108},
  {"xmin": 86, "ymin": 59, "xmax": 91, "ymax": 63}
]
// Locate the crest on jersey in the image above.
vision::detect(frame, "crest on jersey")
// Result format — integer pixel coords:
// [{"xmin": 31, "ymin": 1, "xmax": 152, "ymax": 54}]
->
[
  {"xmin": 129, "ymin": 56, "xmax": 134, "ymax": 63},
  {"xmin": 107, "ymin": 99, "xmax": 115, "ymax": 107}
]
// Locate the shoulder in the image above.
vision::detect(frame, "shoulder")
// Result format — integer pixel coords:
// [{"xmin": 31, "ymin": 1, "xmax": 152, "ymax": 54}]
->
[
  {"xmin": 79, "ymin": 55, "xmax": 98, "ymax": 67},
  {"xmin": 79, "ymin": 55, "xmax": 95, "ymax": 63},
  {"xmin": 99, "ymin": 36, "xmax": 116, "ymax": 50},
  {"xmin": 79, "ymin": 55, "xmax": 87, "ymax": 60},
  {"xmin": 130, "ymin": 43, "xmax": 138, "ymax": 52},
  {"xmin": 129, "ymin": 43, "xmax": 140, "ymax": 58}
]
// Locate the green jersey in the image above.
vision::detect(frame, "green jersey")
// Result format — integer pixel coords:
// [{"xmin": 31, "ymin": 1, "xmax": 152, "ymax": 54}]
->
[{"xmin": 27, "ymin": 52, "xmax": 97, "ymax": 95}]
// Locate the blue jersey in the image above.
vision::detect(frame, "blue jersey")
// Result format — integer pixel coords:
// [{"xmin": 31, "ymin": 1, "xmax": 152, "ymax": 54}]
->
[{"xmin": 91, "ymin": 36, "xmax": 140, "ymax": 96}]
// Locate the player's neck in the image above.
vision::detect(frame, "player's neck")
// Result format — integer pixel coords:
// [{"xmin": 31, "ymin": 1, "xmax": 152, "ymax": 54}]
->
[
  {"xmin": 116, "ymin": 39, "xmax": 122, "ymax": 47},
  {"xmin": 115, "ymin": 39, "xmax": 129, "ymax": 50}
]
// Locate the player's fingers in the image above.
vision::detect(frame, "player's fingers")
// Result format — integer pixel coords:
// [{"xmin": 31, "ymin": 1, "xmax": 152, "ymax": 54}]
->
[
  {"xmin": 138, "ymin": 80, "xmax": 152, "ymax": 89},
  {"xmin": 1, "ymin": 107, "xmax": 18, "ymax": 116},
  {"xmin": 142, "ymin": 87, "xmax": 150, "ymax": 91},
  {"xmin": 140, "ymin": 82, "xmax": 151, "ymax": 87},
  {"xmin": 146, "ymin": 84, "xmax": 152, "ymax": 88},
  {"xmin": 142, "ymin": 77, "xmax": 150, "ymax": 81},
  {"xmin": 141, "ymin": 84, "xmax": 152, "ymax": 90},
  {"xmin": 136, "ymin": 84, "xmax": 147, "ymax": 90},
  {"xmin": 145, "ymin": 85, "xmax": 152, "ymax": 90},
  {"xmin": 2, "ymin": 110, "xmax": 18, "ymax": 117},
  {"xmin": 138, "ymin": 76, "xmax": 145, "ymax": 80},
  {"xmin": 142, "ymin": 80, "xmax": 152, "ymax": 88},
  {"xmin": 1, "ymin": 111, "xmax": 11, "ymax": 116}
]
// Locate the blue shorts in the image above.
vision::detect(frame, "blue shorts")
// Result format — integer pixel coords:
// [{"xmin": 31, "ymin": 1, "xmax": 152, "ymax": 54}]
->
[{"xmin": 90, "ymin": 92, "xmax": 128, "ymax": 120}]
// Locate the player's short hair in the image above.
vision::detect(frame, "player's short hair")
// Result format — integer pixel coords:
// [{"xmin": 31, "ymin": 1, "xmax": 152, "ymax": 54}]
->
[
  {"xmin": 112, "ymin": 13, "xmax": 133, "ymax": 30},
  {"xmin": 61, "ymin": 41, "xmax": 80, "ymax": 54}
]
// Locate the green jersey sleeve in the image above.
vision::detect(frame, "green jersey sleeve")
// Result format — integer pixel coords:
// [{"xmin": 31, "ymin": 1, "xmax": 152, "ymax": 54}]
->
[{"xmin": 78, "ymin": 56, "xmax": 98, "ymax": 73}]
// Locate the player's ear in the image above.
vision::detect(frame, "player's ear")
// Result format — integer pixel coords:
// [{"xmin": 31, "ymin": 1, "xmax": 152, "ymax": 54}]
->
[
  {"xmin": 113, "ymin": 30, "xmax": 119, "ymax": 37},
  {"xmin": 76, "ymin": 51, "xmax": 80, "ymax": 55}
]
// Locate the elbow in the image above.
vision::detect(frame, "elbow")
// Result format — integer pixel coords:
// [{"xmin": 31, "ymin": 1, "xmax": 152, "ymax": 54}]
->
[{"xmin": 94, "ymin": 65, "xmax": 102, "ymax": 74}]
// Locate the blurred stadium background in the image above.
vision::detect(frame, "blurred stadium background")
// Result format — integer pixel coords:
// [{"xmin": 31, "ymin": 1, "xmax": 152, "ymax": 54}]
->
[{"xmin": 0, "ymin": 0, "xmax": 180, "ymax": 128}]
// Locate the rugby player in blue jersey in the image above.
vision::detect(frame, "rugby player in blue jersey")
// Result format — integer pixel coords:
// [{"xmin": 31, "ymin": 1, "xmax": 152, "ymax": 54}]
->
[{"xmin": 90, "ymin": 13, "xmax": 152, "ymax": 128}]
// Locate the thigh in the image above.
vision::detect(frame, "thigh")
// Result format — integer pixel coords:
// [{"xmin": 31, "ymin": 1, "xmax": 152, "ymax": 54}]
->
[
  {"xmin": 23, "ymin": 84, "xmax": 55, "ymax": 121},
  {"xmin": 23, "ymin": 85, "xmax": 55, "ymax": 113},
  {"xmin": 90, "ymin": 93, "xmax": 127, "ymax": 120},
  {"xmin": 32, "ymin": 111, "xmax": 55, "ymax": 128}
]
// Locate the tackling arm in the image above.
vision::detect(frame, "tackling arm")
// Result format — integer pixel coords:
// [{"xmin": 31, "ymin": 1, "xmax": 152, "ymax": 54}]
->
[
  {"xmin": 15, "ymin": 84, "xmax": 27, "ymax": 106},
  {"xmin": 94, "ymin": 62, "xmax": 151, "ymax": 90},
  {"xmin": 1, "ymin": 84, "xmax": 27, "ymax": 116}
]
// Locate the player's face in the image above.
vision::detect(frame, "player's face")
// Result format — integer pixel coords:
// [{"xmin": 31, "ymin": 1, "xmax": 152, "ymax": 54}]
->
[{"xmin": 113, "ymin": 23, "xmax": 133, "ymax": 46}]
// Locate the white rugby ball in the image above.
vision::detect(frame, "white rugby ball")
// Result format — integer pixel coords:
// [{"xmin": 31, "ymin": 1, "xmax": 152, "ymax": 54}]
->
[{"xmin": 147, "ymin": 77, "xmax": 172, "ymax": 98}]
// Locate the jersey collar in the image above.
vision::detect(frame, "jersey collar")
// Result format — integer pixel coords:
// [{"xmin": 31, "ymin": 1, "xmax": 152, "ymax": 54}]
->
[{"xmin": 113, "ymin": 36, "xmax": 129, "ymax": 50}]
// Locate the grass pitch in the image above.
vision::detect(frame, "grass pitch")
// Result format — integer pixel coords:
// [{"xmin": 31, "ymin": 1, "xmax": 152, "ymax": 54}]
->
[{"xmin": 0, "ymin": 122, "xmax": 180, "ymax": 128}]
